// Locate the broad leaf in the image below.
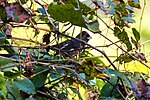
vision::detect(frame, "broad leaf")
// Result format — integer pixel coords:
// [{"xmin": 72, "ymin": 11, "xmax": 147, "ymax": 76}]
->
[
  {"xmin": 31, "ymin": 67, "xmax": 49, "ymax": 89},
  {"xmin": 132, "ymin": 28, "xmax": 140, "ymax": 41},
  {"xmin": 103, "ymin": 68, "xmax": 130, "ymax": 87},
  {"xmin": 0, "ymin": 57, "xmax": 13, "ymax": 66},
  {"xmin": 14, "ymin": 78, "xmax": 35, "ymax": 94},
  {"xmin": 116, "ymin": 53, "xmax": 133, "ymax": 64},
  {"xmin": 6, "ymin": 81, "xmax": 22, "ymax": 100},
  {"xmin": 86, "ymin": 20, "xmax": 100, "ymax": 32},
  {"xmin": 114, "ymin": 27, "xmax": 132, "ymax": 51},
  {"xmin": 48, "ymin": 4, "xmax": 86, "ymax": 28},
  {"xmin": 96, "ymin": 79, "xmax": 105, "ymax": 92}
]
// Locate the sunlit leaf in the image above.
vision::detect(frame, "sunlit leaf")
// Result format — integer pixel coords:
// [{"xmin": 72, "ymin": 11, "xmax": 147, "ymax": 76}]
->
[
  {"xmin": 0, "ymin": 74, "xmax": 6, "ymax": 99},
  {"xmin": 96, "ymin": 79, "xmax": 105, "ymax": 92}
]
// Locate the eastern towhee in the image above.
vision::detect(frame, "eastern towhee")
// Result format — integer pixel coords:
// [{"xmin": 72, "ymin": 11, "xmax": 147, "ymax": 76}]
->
[{"xmin": 47, "ymin": 31, "xmax": 91, "ymax": 57}]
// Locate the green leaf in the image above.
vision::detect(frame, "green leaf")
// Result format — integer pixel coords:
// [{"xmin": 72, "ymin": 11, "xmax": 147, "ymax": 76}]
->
[
  {"xmin": 0, "ymin": 31, "xmax": 5, "ymax": 38},
  {"xmin": 4, "ymin": 41, "xmax": 16, "ymax": 53},
  {"xmin": 132, "ymin": 28, "xmax": 140, "ymax": 41},
  {"xmin": 96, "ymin": 79, "xmax": 105, "ymax": 92},
  {"xmin": 6, "ymin": 81, "xmax": 22, "ymax": 100},
  {"xmin": 116, "ymin": 53, "xmax": 133, "ymax": 64},
  {"xmin": 0, "ymin": 57, "xmax": 13, "ymax": 66},
  {"xmin": 69, "ymin": 87, "xmax": 83, "ymax": 100},
  {"xmin": 48, "ymin": 4, "xmax": 86, "ymax": 28},
  {"xmin": 31, "ymin": 67, "xmax": 49, "ymax": 88},
  {"xmin": 86, "ymin": 20, "xmax": 100, "ymax": 32},
  {"xmin": 103, "ymin": 68, "xmax": 130, "ymax": 87},
  {"xmin": 4, "ymin": 71, "xmax": 21, "ymax": 79},
  {"xmin": 0, "ymin": 6, "xmax": 7, "ymax": 22},
  {"xmin": 131, "ymin": 37, "xmax": 138, "ymax": 48},
  {"xmin": 0, "ymin": 74, "xmax": 6, "ymax": 99},
  {"xmin": 14, "ymin": 78, "xmax": 35, "ymax": 94},
  {"xmin": 114, "ymin": 28, "xmax": 132, "ymax": 51},
  {"xmin": 0, "ymin": 34, "xmax": 16, "ymax": 53},
  {"xmin": 101, "ymin": 76, "xmax": 124, "ymax": 98},
  {"xmin": 101, "ymin": 83, "xmax": 114, "ymax": 96}
]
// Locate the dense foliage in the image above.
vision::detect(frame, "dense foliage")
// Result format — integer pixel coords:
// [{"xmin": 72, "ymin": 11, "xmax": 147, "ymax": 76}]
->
[{"xmin": 0, "ymin": 0, "xmax": 149, "ymax": 100}]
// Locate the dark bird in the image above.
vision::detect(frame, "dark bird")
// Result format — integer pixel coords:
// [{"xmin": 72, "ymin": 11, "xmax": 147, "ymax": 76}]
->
[{"xmin": 47, "ymin": 31, "xmax": 91, "ymax": 57}]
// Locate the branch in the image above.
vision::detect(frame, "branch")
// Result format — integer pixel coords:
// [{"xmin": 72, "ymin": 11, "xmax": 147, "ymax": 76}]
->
[
  {"xmin": 95, "ymin": 15, "xmax": 150, "ymax": 69},
  {"xmin": 34, "ymin": 0, "xmax": 58, "ymax": 30},
  {"xmin": 139, "ymin": 0, "xmax": 146, "ymax": 32},
  {"xmin": 34, "ymin": 0, "xmax": 117, "ymax": 70}
]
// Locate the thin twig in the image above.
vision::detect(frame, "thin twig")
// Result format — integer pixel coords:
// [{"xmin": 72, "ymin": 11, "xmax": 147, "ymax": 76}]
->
[
  {"xmin": 34, "ymin": 0, "xmax": 117, "ymax": 70},
  {"xmin": 95, "ymin": 15, "xmax": 150, "ymax": 69},
  {"xmin": 12, "ymin": 37, "xmax": 44, "ymax": 46},
  {"xmin": 0, "ymin": 44, "xmax": 41, "ymax": 49},
  {"xmin": 34, "ymin": 0, "xmax": 58, "ymax": 30},
  {"xmin": 139, "ymin": 0, "xmax": 146, "ymax": 33}
]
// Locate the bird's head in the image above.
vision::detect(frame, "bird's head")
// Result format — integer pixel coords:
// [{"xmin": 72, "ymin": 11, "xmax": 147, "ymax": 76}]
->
[{"xmin": 76, "ymin": 31, "xmax": 92, "ymax": 42}]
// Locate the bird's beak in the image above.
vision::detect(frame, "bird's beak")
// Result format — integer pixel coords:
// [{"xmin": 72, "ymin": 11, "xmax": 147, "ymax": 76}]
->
[{"xmin": 87, "ymin": 36, "xmax": 92, "ymax": 40}]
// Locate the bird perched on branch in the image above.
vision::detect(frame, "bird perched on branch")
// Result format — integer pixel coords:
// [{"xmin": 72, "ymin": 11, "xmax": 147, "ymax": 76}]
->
[{"xmin": 47, "ymin": 31, "xmax": 91, "ymax": 57}]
